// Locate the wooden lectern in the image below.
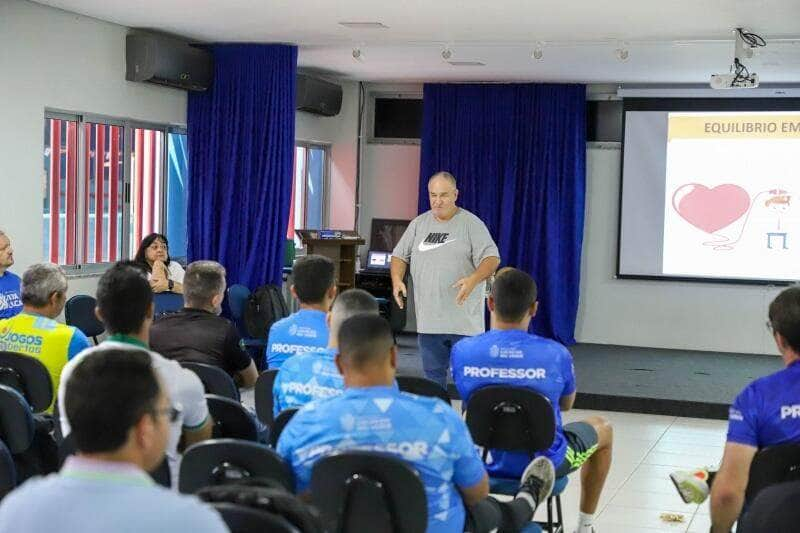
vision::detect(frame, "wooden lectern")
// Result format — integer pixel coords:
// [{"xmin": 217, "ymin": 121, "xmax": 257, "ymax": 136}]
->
[{"xmin": 296, "ymin": 230, "xmax": 365, "ymax": 293}]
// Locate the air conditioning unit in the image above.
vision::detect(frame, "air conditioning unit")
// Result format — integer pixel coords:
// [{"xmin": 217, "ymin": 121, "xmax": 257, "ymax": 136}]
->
[
  {"xmin": 296, "ymin": 74, "xmax": 342, "ymax": 117},
  {"xmin": 126, "ymin": 32, "xmax": 213, "ymax": 92}
]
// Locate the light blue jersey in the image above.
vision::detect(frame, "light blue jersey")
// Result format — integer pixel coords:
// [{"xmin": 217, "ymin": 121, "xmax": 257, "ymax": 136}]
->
[
  {"xmin": 265, "ymin": 309, "xmax": 329, "ymax": 369},
  {"xmin": 728, "ymin": 360, "xmax": 800, "ymax": 449},
  {"xmin": 0, "ymin": 272, "xmax": 22, "ymax": 320},
  {"xmin": 451, "ymin": 329, "xmax": 576, "ymax": 476},
  {"xmin": 272, "ymin": 348, "xmax": 344, "ymax": 416},
  {"xmin": 277, "ymin": 386, "xmax": 486, "ymax": 533}
]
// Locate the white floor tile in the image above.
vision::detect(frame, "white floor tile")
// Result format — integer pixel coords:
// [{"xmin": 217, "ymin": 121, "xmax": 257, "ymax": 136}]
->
[
  {"xmin": 642, "ymin": 451, "xmax": 721, "ymax": 469},
  {"xmin": 609, "ymin": 486, "xmax": 698, "ymax": 511},
  {"xmin": 596, "ymin": 504, "xmax": 692, "ymax": 531}
]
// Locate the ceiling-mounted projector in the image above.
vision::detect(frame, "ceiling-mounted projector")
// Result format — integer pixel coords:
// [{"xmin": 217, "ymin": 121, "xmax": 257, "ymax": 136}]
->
[{"xmin": 709, "ymin": 28, "xmax": 765, "ymax": 89}]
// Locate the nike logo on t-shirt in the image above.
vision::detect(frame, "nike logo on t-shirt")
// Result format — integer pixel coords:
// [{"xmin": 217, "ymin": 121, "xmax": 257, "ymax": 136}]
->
[{"xmin": 418, "ymin": 238, "xmax": 457, "ymax": 252}]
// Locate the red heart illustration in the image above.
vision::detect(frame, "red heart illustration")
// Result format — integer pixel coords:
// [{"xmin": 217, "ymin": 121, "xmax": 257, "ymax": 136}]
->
[{"xmin": 672, "ymin": 184, "xmax": 750, "ymax": 234}]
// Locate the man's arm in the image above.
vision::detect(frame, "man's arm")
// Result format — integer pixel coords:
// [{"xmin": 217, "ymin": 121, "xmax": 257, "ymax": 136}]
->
[
  {"xmin": 559, "ymin": 391, "xmax": 576, "ymax": 411},
  {"xmin": 710, "ymin": 442, "xmax": 757, "ymax": 533},
  {"xmin": 453, "ymin": 256, "xmax": 500, "ymax": 305},
  {"xmin": 390, "ymin": 256, "xmax": 409, "ymax": 309},
  {"xmin": 224, "ymin": 325, "xmax": 258, "ymax": 388},
  {"xmin": 235, "ymin": 360, "xmax": 258, "ymax": 388},
  {"xmin": 459, "ymin": 472, "xmax": 491, "ymax": 507}
]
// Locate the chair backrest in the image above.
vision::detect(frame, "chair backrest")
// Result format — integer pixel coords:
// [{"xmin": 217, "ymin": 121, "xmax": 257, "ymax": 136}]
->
[
  {"xmin": 64, "ymin": 294, "xmax": 104, "ymax": 342},
  {"xmin": 0, "ymin": 439, "xmax": 16, "ymax": 500},
  {"xmin": 255, "ymin": 369, "xmax": 279, "ymax": 426},
  {"xmin": 310, "ymin": 451, "xmax": 428, "ymax": 533},
  {"xmin": 227, "ymin": 284, "xmax": 251, "ymax": 322},
  {"xmin": 396, "ymin": 375, "xmax": 450, "ymax": 404},
  {"xmin": 0, "ymin": 385, "xmax": 35, "ymax": 455},
  {"xmin": 210, "ymin": 502, "xmax": 301, "ymax": 533},
  {"xmin": 465, "ymin": 386, "xmax": 555, "ymax": 454},
  {"xmin": 0, "ymin": 352, "xmax": 52, "ymax": 414},
  {"xmin": 182, "ymin": 362, "xmax": 240, "ymax": 401},
  {"xmin": 206, "ymin": 394, "xmax": 258, "ymax": 441},
  {"xmin": 269, "ymin": 408, "xmax": 299, "ymax": 448},
  {"xmin": 179, "ymin": 438, "xmax": 294, "ymax": 494},
  {"xmin": 746, "ymin": 443, "xmax": 800, "ymax": 502},
  {"xmin": 153, "ymin": 292, "xmax": 184, "ymax": 318}
]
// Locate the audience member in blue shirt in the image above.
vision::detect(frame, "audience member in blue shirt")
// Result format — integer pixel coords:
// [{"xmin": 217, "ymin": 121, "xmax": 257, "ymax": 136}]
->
[
  {"xmin": 0, "ymin": 231, "xmax": 22, "ymax": 319},
  {"xmin": 265, "ymin": 255, "xmax": 336, "ymax": 369},
  {"xmin": 670, "ymin": 286, "xmax": 800, "ymax": 533},
  {"xmin": 273, "ymin": 288, "xmax": 379, "ymax": 416},
  {"xmin": 278, "ymin": 313, "xmax": 556, "ymax": 533},
  {"xmin": 451, "ymin": 267, "xmax": 613, "ymax": 533},
  {"xmin": 0, "ymin": 348, "xmax": 228, "ymax": 533}
]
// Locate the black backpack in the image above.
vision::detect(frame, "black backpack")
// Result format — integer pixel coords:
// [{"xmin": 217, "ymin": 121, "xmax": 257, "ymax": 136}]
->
[{"xmin": 242, "ymin": 285, "xmax": 289, "ymax": 339}]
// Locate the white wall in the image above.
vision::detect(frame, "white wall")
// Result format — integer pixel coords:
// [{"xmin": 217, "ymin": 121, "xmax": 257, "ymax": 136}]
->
[
  {"xmin": 0, "ymin": 0, "xmax": 187, "ymax": 300},
  {"xmin": 575, "ymin": 146, "xmax": 780, "ymax": 355},
  {"xmin": 295, "ymin": 80, "xmax": 359, "ymax": 231}
]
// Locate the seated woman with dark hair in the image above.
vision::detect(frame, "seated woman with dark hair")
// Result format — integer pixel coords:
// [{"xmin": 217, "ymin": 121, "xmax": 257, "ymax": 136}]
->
[{"xmin": 134, "ymin": 233, "xmax": 185, "ymax": 294}]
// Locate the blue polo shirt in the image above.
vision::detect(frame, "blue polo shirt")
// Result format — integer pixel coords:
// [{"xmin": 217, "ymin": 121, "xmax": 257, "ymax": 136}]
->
[
  {"xmin": 0, "ymin": 456, "xmax": 228, "ymax": 533},
  {"xmin": 451, "ymin": 328, "xmax": 576, "ymax": 476},
  {"xmin": 0, "ymin": 272, "xmax": 22, "ymax": 320},
  {"xmin": 727, "ymin": 360, "xmax": 800, "ymax": 448},
  {"xmin": 265, "ymin": 309, "xmax": 329, "ymax": 369},
  {"xmin": 277, "ymin": 386, "xmax": 486, "ymax": 533},
  {"xmin": 273, "ymin": 347, "xmax": 343, "ymax": 416}
]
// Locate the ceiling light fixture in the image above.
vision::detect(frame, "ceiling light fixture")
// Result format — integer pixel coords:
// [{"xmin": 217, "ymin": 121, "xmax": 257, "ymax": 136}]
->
[
  {"xmin": 352, "ymin": 47, "xmax": 364, "ymax": 62},
  {"xmin": 532, "ymin": 42, "xmax": 544, "ymax": 60},
  {"xmin": 338, "ymin": 21, "xmax": 388, "ymax": 29},
  {"xmin": 447, "ymin": 60, "xmax": 486, "ymax": 67},
  {"xmin": 615, "ymin": 47, "xmax": 629, "ymax": 61},
  {"xmin": 441, "ymin": 47, "xmax": 453, "ymax": 61}
]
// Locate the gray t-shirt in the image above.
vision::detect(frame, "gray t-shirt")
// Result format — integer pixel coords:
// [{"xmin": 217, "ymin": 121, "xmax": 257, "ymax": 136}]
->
[{"xmin": 392, "ymin": 208, "xmax": 500, "ymax": 335}]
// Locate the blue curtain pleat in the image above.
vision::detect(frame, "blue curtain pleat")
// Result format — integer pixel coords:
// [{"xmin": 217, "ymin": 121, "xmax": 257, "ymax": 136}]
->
[
  {"xmin": 419, "ymin": 83, "xmax": 586, "ymax": 344},
  {"xmin": 187, "ymin": 44, "xmax": 297, "ymax": 288}
]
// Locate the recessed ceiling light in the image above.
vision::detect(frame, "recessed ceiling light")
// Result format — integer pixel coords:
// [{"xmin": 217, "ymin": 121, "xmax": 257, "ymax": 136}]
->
[
  {"xmin": 338, "ymin": 21, "xmax": 389, "ymax": 29},
  {"xmin": 447, "ymin": 60, "xmax": 486, "ymax": 67}
]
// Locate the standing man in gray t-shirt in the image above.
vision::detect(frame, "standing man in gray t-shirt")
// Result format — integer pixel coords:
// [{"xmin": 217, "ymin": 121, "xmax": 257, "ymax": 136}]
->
[{"xmin": 391, "ymin": 172, "xmax": 500, "ymax": 388}]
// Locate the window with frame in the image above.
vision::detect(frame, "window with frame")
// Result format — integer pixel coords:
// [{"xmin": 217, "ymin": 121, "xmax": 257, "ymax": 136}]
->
[
  {"xmin": 287, "ymin": 143, "xmax": 329, "ymax": 242},
  {"xmin": 42, "ymin": 112, "xmax": 187, "ymax": 269}
]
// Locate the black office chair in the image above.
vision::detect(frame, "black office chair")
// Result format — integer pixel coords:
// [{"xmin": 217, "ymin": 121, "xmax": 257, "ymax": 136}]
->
[
  {"xmin": 0, "ymin": 352, "xmax": 53, "ymax": 414},
  {"xmin": 310, "ymin": 451, "xmax": 428, "ymax": 533},
  {"xmin": 0, "ymin": 384, "xmax": 53, "ymax": 483},
  {"xmin": 57, "ymin": 433, "xmax": 171, "ymax": 487},
  {"xmin": 745, "ymin": 443, "xmax": 800, "ymax": 503},
  {"xmin": 153, "ymin": 292, "xmax": 184, "ymax": 318},
  {"xmin": 208, "ymin": 503, "xmax": 301, "ymax": 533},
  {"xmin": 269, "ymin": 408, "xmax": 299, "ymax": 448},
  {"xmin": 254, "ymin": 369, "xmax": 279, "ymax": 426},
  {"xmin": 179, "ymin": 438, "xmax": 294, "ymax": 494},
  {"xmin": 182, "ymin": 362, "xmax": 240, "ymax": 401},
  {"xmin": 64, "ymin": 295, "xmax": 105, "ymax": 344},
  {"xmin": 0, "ymin": 440, "xmax": 16, "ymax": 500},
  {"xmin": 465, "ymin": 386, "xmax": 568, "ymax": 533},
  {"xmin": 396, "ymin": 375, "xmax": 450, "ymax": 404},
  {"xmin": 206, "ymin": 394, "xmax": 259, "ymax": 441}
]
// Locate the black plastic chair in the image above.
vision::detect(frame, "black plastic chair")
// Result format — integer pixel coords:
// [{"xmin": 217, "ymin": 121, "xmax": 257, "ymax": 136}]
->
[
  {"xmin": 153, "ymin": 292, "xmax": 184, "ymax": 318},
  {"xmin": 0, "ymin": 352, "xmax": 53, "ymax": 414},
  {"xmin": 745, "ymin": 443, "xmax": 800, "ymax": 503},
  {"xmin": 269, "ymin": 408, "xmax": 299, "ymax": 448},
  {"xmin": 255, "ymin": 369, "xmax": 279, "ymax": 426},
  {"xmin": 182, "ymin": 362, "xmax": 240, "ymax": 401},
  {"xmin": 206, "ymin": 394, "xmax": 258, "ymax": 441},
  {"xmin": 210, "ymin": 502, "xmax": 301, "ymax": 533},
  {"xmin": 0, "ymin": 384, "xmax": 49, "ymax": 484},
  {"xmin": 57, "ymin": 433, "xmax": 171, "ymax": 487},
  {"xmin": 396, "ymin": 375, "xmax": 450, "ymax": 404},
  {"xmin": 465, "ymin": 386, "xmax": 566, "ymax": 533},
  {"xmin": 64, "ymin": 295, "xmax": 105, "ymax": 344},
  {"xmin": 179, "ymin": 438, "xmax": 294, "ymax": 494},
  {"xmin": 310, "ymin": 451, "xmax": 428, "ymax": 533},
  {"xmin": 0, "ymin": 439, "xmax": 16, "ymax": 500}
]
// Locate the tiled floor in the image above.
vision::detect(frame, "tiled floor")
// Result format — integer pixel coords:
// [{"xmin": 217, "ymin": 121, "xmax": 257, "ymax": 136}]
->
[{"xmin": 530, "ymin": 408, "xmax": 727, "ymax": 533}]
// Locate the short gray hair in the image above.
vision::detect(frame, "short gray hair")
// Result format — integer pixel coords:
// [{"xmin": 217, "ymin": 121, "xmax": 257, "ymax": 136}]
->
[
  {"xmin": 330, "ymin": 289, "xmax": 379, "ymax": 337},
  {"xmin": 428, "ymin": 171, "xmax": 457, "ymax": 188},
  {"xmin": 183, "ymin": 261, "xmax": 226, "ymax": 307},
  {"xmin": 21, "ymin": 263, "xmax": 67, "ymax": 307}
]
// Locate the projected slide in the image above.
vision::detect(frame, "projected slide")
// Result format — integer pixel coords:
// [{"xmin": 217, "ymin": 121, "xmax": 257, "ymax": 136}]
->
[{"xmin": 663, "ymin": 112, "xmax": 800, "ymax": 280}]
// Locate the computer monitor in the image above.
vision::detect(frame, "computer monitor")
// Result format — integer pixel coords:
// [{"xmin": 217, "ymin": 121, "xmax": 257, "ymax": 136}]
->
[
  {"xmin": 370, "ymin": 218, "xmax": 410, "ymax": 253},
  {"xmin": 367, "ymin": 251, "xmax": 391, "ymax": 270}
]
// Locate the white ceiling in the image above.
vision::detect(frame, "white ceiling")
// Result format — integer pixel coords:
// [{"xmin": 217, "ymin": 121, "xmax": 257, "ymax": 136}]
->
[{"xmin": 36, "ymin": 0, "xmax": 800, "ymax": 83}]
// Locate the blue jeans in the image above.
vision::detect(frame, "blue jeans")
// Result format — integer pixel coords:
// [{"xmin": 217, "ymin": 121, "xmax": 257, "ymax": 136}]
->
[{"xmin": 418, "ymin": 333, "xmax": 466, "ymax": 388}]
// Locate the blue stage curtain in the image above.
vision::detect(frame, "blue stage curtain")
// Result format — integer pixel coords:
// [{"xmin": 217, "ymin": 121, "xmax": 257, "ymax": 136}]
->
[
  {"xmin": 187, "ymin": 44, "xmax": 296, "ymax": 288},
  {"xmin": 419, "ymin": 83, "xmax": 586, "ymax": 344}
]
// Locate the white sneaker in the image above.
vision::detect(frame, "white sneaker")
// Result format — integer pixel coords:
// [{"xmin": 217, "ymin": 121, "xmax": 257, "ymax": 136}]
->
[
  {"xmin": 669, "ymin": 468, "xmax": 710, "ymax": 504},
  {"xmin": 518, "ymin": 456, "xmax": 555, "ymax": 507}
]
